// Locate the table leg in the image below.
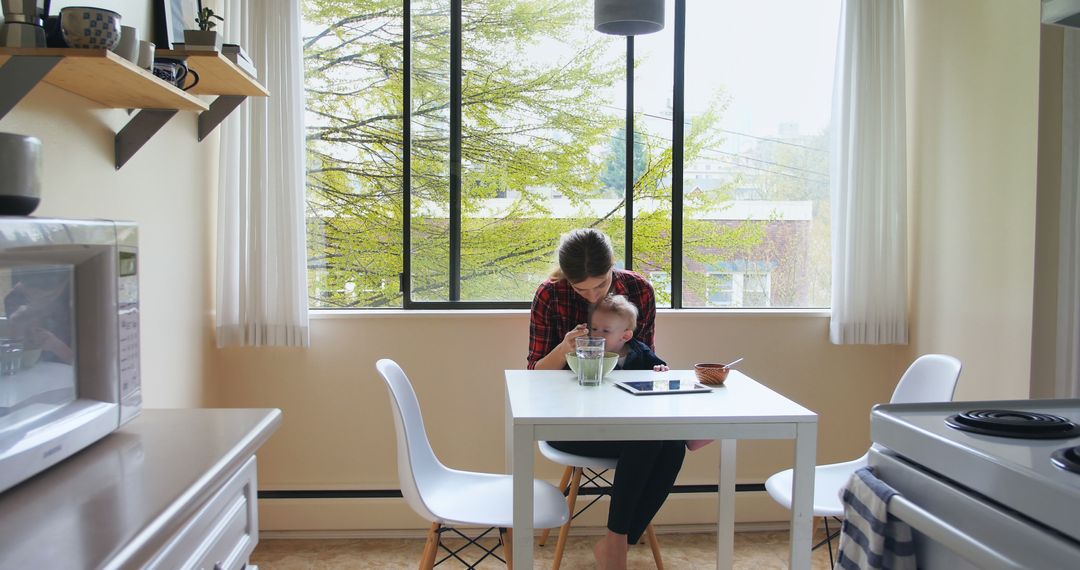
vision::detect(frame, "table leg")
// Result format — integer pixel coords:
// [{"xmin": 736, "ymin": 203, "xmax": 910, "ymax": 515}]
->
[
  {"xmin": 512, "ymin": 424, "xmax": 534, "ymax": 568},
  {"xmin": 505, "ymin": 393, "xmax": 513, "ymax": 474},
  {"xmin": 717, "ymin": 439, "xmax": 736, "ymax": 569},
  {"xmin": 790, "ymin": 422, "xmax": 817, "ymax": 570}
]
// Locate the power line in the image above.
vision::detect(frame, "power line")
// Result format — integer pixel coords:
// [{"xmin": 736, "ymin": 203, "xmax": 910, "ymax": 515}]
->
[
  {"xmin": 598, "ymin": 103, "xmax": 828, "ymax": 154},
  {"xmin": 632, "ymin": 129, "xmax": 829, "ymax": 181}
]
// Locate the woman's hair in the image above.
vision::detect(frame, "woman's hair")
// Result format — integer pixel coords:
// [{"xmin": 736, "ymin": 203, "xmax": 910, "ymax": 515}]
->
[
  {"xmin": 594, "ymin": 294, "xmax": 638, "ymax": 332},
  {"xmin": 552, "ymin": 228, "xmax": 615, "ymax": 283}
]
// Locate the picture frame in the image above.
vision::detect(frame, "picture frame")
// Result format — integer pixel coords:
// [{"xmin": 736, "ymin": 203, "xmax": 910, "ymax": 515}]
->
[{"xmin": 152, "ymin": 0, "xmax": 199, "ymax": 49}]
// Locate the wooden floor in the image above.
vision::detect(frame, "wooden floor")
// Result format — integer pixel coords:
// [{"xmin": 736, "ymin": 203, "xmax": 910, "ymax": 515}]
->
[{"xmin": 251, "ymin": 530, "xmax": 837, "ymax": 569}]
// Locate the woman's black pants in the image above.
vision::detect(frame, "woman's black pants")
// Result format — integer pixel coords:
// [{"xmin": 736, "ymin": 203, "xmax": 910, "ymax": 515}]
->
[{"xmin": 548, "ymin": 439, "xmax": 686, "ymax": 544}]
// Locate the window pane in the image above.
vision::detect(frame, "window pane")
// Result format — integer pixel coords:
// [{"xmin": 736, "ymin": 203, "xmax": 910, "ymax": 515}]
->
[
  {"xmin": 410, "ymin": 0, "xmax": 451, "ymax": 302},
  {"xmin": 633, "ymin": 1, "xmax": 675, "ymax": 308},
  {"xmin": 458, "ymin": 1, "xmax": 624, "ymax": 302},
  {"xmin": 707, "ymin": 273, "xmax": 733, "ymax": 307},
  {"xmin": 682, "ymin": 0, "xmax": 836, "ymax": 308},
  {"xmin": 303, "ymin": 1, "xmax": 405, "ymax": 308}
]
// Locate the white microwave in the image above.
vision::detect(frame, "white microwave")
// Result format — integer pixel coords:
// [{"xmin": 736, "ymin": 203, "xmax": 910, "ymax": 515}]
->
[{"xmin": 0, "ymin": 217, "xmax": 141, "ymax": 494}]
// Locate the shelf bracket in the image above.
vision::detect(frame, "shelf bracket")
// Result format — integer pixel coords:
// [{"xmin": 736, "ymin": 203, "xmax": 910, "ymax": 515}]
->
[
  {"xmin": 115, "ymin": 109, "xmax": 179, "ymax": 170},
  {"xmin": 198, "ymin": 95, "xmax": 247, "ymax": 141},
  {"xmin": 0, "ymin": 56, "xmax": 62, "ymax": 120}
]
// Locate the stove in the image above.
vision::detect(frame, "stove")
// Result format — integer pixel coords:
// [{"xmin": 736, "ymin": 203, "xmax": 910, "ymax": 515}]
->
[{"xmin": 869, "ymin": 399, "xmax": 1080, "ymax": 569}]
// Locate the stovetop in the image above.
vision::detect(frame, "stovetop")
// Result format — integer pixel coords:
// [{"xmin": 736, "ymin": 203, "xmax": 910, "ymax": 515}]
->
[{"xmin": 871, "ymin": 398, "xmax": 1080, "ymax": 543}]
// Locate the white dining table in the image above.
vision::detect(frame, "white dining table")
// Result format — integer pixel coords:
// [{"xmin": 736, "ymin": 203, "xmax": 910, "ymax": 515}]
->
[{"xmin": 504, "ymin": 369, "xmax": 818, "ymax": 569}]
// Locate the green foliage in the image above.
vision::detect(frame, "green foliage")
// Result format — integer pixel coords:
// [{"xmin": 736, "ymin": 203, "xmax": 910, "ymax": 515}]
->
[
  {"xmin": 195, "ymin": 5, "xmax": 224, "ymax": 32},
  {"xmin": 302, "ymin": 0, "xmax": 763, "ymax": 308}
]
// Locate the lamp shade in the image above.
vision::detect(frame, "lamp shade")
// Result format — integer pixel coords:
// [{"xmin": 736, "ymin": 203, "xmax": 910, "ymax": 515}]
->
[{"xmin": 594, "ymin": 0, "xmax": 664, "ymax": 36}]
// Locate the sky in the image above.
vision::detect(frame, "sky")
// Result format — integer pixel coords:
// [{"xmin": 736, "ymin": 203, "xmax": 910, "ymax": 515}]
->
[
  {"xmin": 635, "ymin": 0, "xmax": 841, "ymax": 138},
  {"xmin": 300, "ymin": 0, "xmax": 841, "ymax": 141}
]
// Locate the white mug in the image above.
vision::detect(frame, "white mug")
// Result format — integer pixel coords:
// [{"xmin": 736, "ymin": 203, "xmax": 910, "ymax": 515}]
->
[
  {"xmin": 113, "ymin": 26, "xmax": 139, "ymax": 64},
  {"xmin": 137, "ymin": 40, "xmax": 155, "ymax": 70}
]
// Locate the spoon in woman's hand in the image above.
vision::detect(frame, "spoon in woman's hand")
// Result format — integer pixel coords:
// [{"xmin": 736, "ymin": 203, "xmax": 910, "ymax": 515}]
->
[{"xmin": 723, "ymin": 357, "xmax": 743, "ymax": 368}]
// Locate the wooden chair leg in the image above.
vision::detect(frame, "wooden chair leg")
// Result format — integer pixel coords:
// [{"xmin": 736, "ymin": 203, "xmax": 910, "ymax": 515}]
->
[
  {"xmin": 551, "ymin": 467, "xmax": 583, "ymax": 570},
  {"xmin": 645, "ymin": 523, "xmax": 664, "ymax": 569},
  {"xmin": 500, "ymin": 527, "xmax": 514, "ymax": 570},
  {"xmin": 540, "ymin": 466, "xmax": 574, "ymax": 546},
  {"xmin": 420, "ymin": 522, "xmax": 440, "ymax": 570}
]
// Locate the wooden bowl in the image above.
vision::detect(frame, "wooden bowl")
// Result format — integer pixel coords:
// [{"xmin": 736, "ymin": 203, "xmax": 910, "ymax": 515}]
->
[{"xmin": 694, "ymin": 363, "xmax": 730, "ymax": 385}]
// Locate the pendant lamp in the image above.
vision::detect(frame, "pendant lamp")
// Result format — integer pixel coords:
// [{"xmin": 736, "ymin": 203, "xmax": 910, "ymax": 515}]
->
[{"xmin": 594, "ymin": 0, "xmax": 664, "ymax": 36}]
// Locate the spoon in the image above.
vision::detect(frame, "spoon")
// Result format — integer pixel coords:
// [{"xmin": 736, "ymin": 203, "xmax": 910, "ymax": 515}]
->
[{"xmin": 722, "ymin": 357, "xmax": 743, "ymax": 368}]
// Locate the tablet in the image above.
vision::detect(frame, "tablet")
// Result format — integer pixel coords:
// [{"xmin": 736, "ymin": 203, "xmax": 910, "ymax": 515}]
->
[{"xmin": 614, "ymin": 379, "xmax": 713, "ymax": 395}]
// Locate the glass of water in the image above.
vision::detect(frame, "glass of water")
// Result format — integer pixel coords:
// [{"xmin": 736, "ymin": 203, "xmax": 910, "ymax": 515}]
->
[{"xmin": 575, "ymin": 336, "xmax": 605, "ymax": 386}]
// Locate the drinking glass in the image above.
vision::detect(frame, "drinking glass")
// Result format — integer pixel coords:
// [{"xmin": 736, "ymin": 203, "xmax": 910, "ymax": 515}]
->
[{"xmin": 575, "ymin": 336, "xmax": 605, "ymax": 386}]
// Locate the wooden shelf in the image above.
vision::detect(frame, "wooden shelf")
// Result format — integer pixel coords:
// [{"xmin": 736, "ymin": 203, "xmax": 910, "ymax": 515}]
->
[
  {"xmin": 157, "ymin": 50, "xmax": 268, "ymax": 97},
  {"xmin": 0, "ymin": 48, "xmax": 207, "ymax": 111},
  {"xmin": 0, "ymin": 46, "xmax": 270, "ymax": 168}
]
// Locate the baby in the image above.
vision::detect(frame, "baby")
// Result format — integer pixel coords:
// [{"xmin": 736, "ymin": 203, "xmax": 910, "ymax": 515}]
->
[{"xmin": 589, "ymin": 294, "xmax": 669, "ymax": 371}]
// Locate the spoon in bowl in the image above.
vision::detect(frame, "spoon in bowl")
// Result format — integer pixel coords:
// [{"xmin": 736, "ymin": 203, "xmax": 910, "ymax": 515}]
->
[{"xmin": 722, "ymin": 357, "xmax": 744, "ymax": 368}]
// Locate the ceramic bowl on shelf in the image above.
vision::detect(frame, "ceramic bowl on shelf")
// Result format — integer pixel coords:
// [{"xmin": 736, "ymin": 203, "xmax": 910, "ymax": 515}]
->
[{"xmin": 59, "ymin": 6, "xmax": 121, "ymax": 50}]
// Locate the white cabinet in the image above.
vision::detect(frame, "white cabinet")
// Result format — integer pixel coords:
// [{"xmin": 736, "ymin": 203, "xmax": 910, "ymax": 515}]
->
[
  {"xmin": 148, "ymin": 456, "xmax": 259, "ymax": 570},
  {"xmin": 0, "ymin": 409, "xmax": 281, "ymax": 570}
]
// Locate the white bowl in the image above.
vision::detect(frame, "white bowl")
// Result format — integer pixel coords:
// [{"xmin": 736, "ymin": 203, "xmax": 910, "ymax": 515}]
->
[
  {"xmin": 60, "ymin": 6, "xmax": 122, "ymax": 50},
  {"xmin": 565, "ymin": 351, "xmax": 619, "ymax": 378}
]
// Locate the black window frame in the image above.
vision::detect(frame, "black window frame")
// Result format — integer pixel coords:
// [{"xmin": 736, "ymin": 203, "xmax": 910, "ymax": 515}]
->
[{"xmin": 400, "ymin": 0, "xmax": 689, "ymax": 310}]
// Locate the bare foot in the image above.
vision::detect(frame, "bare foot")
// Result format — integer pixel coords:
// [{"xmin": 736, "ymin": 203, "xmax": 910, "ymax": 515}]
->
[
  {"xmin": 593, "ymin": 539, "xmax": 607, "ymax": 570},
  {"xmin": 593, "ymin": 532, "xmax": 628, "ymax": 570}
]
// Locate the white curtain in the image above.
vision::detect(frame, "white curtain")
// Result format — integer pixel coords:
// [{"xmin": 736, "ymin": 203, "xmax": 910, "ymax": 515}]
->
[
  {"xmin": 829, "ymin": 0, "xmax": 908, "ymax": 345},
  {"xmin": 1057, "ymin": 31, "xmax": 1080, "ymax": 397},
  {"xmin": 216, "ymin": 0, "xmax": 309, "ymax": 347}
]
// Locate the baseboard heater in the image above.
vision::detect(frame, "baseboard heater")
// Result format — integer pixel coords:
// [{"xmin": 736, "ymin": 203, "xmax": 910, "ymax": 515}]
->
[{"xmin": 259, "ymin": 483, "xmax": 766, "ymax": 500}]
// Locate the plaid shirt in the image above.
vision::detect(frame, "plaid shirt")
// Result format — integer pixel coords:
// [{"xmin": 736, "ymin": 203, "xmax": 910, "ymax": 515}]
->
[{"xmin": 527, "ymin": 269, "xmax": 656, "ymax": 369}]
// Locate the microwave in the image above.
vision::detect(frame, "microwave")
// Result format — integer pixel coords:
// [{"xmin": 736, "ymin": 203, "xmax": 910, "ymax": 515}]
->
[{"xmin": 0, "ymin": 217, "xmax": 141, "ymax": 494}]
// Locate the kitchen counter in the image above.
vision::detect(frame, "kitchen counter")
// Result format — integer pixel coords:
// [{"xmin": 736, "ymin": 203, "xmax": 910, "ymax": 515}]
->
[{"xmin": 0, "ymin": 408, "xmax": 281, "ymax": 569}]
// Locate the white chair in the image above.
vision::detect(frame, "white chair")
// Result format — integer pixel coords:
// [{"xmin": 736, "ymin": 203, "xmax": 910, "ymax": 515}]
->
[
  {"xmin": 537, "ymin": 442, "xmax": 665, "ymax": 570},
  {"xmin": 375, "ymin": 359, "xmax": 569, "ymax": 569},
  {"xmin": 763, "ymin": 354, "xmax": 962, "ymax": 567}
]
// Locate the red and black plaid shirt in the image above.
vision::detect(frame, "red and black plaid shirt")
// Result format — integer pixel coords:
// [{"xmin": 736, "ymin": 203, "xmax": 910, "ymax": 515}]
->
[{"xmin": 527, "ymin": 269, "xmax": 656, "ymax": 369}]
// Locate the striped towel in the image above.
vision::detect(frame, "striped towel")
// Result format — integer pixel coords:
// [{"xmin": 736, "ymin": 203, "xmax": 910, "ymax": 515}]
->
[{"xmin": 834, "ymin": 467, "xmax": 916, "ymax": 570}]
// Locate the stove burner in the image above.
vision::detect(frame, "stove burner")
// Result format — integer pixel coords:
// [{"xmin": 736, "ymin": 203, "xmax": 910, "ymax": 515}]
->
[
  {"xmin": 1052, "ymin": 446, "xmax": 1080, "ymax": 474},
  {"xmin": 945, "ymin": 409, "xmax": 1080, "ymax": 439}
]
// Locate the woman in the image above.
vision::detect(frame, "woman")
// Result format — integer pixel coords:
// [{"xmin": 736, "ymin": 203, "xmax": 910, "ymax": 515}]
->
[{"xmin": 527, "ymin": 228, "xmax": 685, "ymax": 570}]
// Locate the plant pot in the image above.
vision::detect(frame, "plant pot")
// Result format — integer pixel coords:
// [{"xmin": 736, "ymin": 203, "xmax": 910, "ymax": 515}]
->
[{"xmin": 183, "ymin": 29, "xmax": 222, "ymax": 51}]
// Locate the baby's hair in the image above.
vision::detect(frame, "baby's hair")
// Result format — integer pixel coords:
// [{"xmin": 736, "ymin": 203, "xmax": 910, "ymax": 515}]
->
[{"xmin": 595, "ymin": 294, "xmax": 638, "ymax": 331}]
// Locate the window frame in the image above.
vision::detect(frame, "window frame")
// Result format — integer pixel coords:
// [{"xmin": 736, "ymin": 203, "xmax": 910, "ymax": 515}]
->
[
  {"xmin": 400, "ymin": 0, "xmax": 688, "ymax": 310},
  {"xmin": 308, "ymin": 0, "xmax": 827, "ymax": 311}
]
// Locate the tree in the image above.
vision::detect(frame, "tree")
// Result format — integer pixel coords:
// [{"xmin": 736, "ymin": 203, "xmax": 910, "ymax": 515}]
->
[
  {"xmin": 302, "ymin": 0, "xmax": 761, "ymax": 308},
  {"xmin": 599, "ymin": 130, "xmax": 646, "ymax": 196}
]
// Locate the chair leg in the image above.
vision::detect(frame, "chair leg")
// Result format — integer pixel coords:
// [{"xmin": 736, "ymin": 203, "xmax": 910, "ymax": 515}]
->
[
  {"xmin": 420, "ymin": 522, "xmax": 440, "ymax": 570},
  {"xmin": 551, "ymin": 467, "xmax": 584, "ymax": 570},
  {"xmin": 645, "ymin": 523, "xmax": 664, "ymax": 569},
  {"xmin": 540, "ymin": 466, "xmax": 574, "ymax": 547},
  {"xmin": 824, "ymin": 517, "xmax": 835, "ymax": 568},
  {"xmin": 499, "ymin": 527, "xmax": 514, "ymax": 570}
]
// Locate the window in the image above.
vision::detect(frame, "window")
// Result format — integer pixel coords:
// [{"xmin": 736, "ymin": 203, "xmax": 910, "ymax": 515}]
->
[
  {"xmin": 303, "ymin": 0, "xmax": 837, "ymax": 309},
  {"xmin": 707, "ymin": 272, "xmax": 734, "ymax": 307}
]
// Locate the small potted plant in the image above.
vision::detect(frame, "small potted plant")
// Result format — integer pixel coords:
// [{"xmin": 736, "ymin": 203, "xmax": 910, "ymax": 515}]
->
[{"xmin": 183, "ymin": 0, "xmax": 224, "ymax": 51}]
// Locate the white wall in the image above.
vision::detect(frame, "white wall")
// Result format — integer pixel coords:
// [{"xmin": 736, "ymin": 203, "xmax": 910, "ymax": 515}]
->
[
  {"xmin": 906, "ymin": 0, "xmax": 1041, "ymax": 400},
  {"xmin": 213, "ymin": 311, "xmax": 906, "ymax": 532},
  {"xmin": 0, "ymin": 47, "xmax": 218, "ymax": 407},
  {"xmin": 1033, "ymin": 24, "xmax": 1065, "ymax": 398}
]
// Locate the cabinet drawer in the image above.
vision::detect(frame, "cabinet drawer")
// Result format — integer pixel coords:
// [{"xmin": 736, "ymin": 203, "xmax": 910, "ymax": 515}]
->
[{"xmin": 148, "ymin": 456, "xmax": 259, "ymax": 570}]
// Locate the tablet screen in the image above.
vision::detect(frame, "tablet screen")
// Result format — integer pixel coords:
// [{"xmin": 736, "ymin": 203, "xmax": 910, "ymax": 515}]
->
[
  {"xmin": 624, "ymin": 380, "xmax": 682, "ymax": 392},
  {"xmin": 616, "ymin": 380, "xmax": 712, "ymax": 395}
]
